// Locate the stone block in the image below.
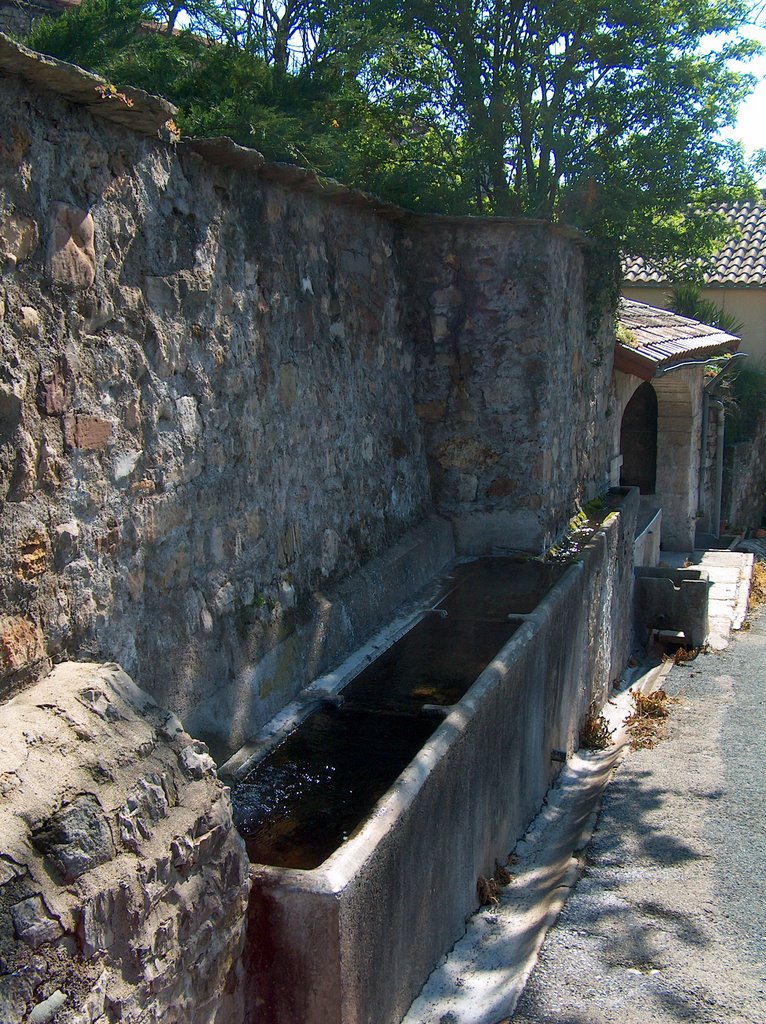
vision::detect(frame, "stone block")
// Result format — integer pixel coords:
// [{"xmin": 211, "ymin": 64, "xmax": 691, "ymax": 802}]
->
[
  {"xmin": 487, "ymin": 476, "xmax": 516, "ymax": 498},
  {"xmin": 76, "ymin": 684, "xmax": 121, "ymax": 722},
  {"xmin": 278, "ymin": 523, "xmax": 302, "ymax": 566},
  {"xmin": 14, "ymin": 529, "xmax": 49, "ymax": 580},
  {"xmin": 0, "ymin": 212, "xmax": 38, "ymax": 265},
  {"xmin": 0, "ymin": 615, "xmax": 44, "ymax": 675},
  {"xmin": 415, "ymin": 400, "xmax": 446, "ymax": 423},
  {"xmin": 179, "ymin": 742, "xmax": 217, "ymax": 781},
  {"xmin": 31, "ymin": 793, "xmax": 116, "ymax": 882},
  {"xmin": 118, "ymin": 774, "xmax": 173, "ymax": 852},
  {"xmin": 277, "ymin": 363, "xmax": 297, "ymax": 406},
  {"xmin": 18, "ymin": 305, "xmax": 41, "ymax": 335},
  {"xmin": 176, "ymin": 396, "xmax": 201, "ymax": 442},
  {"xmin": 64, "ymin": 414, "xmax": 114, "ymax": 450},
  {"xmin": 46, "ymin": 204, "xmax": 96, "ymax": 290},
  {"xmin": 320, "ymin": 528, "xmax": 340, "ymax": 576},
  {"xmin": 29, "ymin": 989, "xmax": 67, "ymax": 1023},
  {"xmin": 10, "ymin": 895, "xmax": 64, "ymax": 949},
  {"xmin": 0, "ymin": 381, "xmax": 23, "ymax": 429},
  {"xmin": 79, "ymin": 887, "xmax": 123, "ymax": 958},
  {"xmin": 339, "ymin": 248, "xmax": 371, "ymax": 276},
  {"xmin": 437, "ymin": 437, "xmax": 499, "ymax": 472},
  {"xmin": 113, "ymin": 449, "xmax": 141, "ymax": 482},
  {"xmin": 37, "ymin": 363, "xmax": 69, "ymax": 416},
  {"xmin": 0, "ymin": 857, "xmax": 25, "ymax": 886}
]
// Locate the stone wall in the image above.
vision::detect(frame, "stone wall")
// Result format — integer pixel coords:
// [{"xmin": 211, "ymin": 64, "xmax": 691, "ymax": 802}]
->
[
  {"xmin": 0, "ymin": 43, "xmax": 617, "ymax": 752},
  {"xmin": 0, "ymin": 39, "xmax": 635, "ymax": 1024},
  {"xmin": 0, "ymin": 62, "xmax": 432, "ymax": 747},
  {"xmin": 0, "ymin": 661, "xmax": 250, "ymax": 1024},
  {"xmin": 723, "ymin": 413, "xmax": 766, "ymax": 530},
  {"xmin": 0, "ymin": 0, "xmax": 60, "ymax": 38},
  {"xmin": 404, "ymin": 220, "xmax": 613, "ymax": 553}
]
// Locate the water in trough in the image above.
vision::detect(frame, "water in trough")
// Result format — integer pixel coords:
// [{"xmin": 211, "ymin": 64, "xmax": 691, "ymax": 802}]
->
[{"xmin": 231, "ymin": 556, "xmax": 566, "ymax": 869}]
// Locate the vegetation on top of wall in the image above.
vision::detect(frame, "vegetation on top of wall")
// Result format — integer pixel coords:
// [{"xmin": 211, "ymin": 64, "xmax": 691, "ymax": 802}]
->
[
  {"xmin": 614, "ymin": 324, "xmax": 639, "ymax": 348},
  {"xmin": 22, "ymin": 0, "xmax": 764, "ymax": 264},
  {"xmin": 584, "ymin": 242, "xmax": 622, "ymax": 341}
]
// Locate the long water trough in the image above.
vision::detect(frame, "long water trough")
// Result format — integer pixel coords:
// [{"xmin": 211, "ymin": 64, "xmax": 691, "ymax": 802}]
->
[{"xmin": 219, "ymin": 489, "xmax": 638, "ymax": 1024}]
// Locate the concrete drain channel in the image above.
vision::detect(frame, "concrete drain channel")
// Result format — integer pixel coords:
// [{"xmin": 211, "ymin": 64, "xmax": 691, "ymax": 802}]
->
[{"xmin": 217, "ymin": 491, "xmax": 634, "ymax": 1024}]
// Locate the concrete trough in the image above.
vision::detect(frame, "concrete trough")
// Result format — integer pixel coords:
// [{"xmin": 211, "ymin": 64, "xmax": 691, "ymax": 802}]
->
[{"xmin": 221, "ymin": 490, "xmax": 638, "ymax": 1024}]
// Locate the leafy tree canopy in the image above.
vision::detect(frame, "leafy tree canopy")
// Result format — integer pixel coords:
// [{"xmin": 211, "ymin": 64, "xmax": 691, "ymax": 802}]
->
[{"xmin": 22, "ymin": 0, "xmax": 765, "ymax": 264}]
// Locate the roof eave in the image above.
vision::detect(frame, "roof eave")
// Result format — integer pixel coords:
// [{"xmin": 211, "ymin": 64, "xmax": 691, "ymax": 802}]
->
[
  {"xmin": 614, "ymin": 337, "xmax": 741, "ymax": 381},
  {"xmin": 613, "ymin": 345, "xmax": 656, "ymax": 381}
]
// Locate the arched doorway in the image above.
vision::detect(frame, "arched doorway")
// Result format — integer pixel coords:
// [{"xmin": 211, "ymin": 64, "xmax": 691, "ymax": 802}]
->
[{"xmin": 620, "ymin": 382, "xmax": 657, "ymax": 494}]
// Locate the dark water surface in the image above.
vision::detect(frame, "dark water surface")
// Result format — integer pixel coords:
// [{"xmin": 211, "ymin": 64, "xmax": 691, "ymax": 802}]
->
[
  {"xmin": 231, "ymin": 556, "xmax": 561, "ymax": 870},
  {"xmin": 233, "ymin": 708, "xmax": 439, "ymax": 869},
  {"xmin": 438, "ymin": 557, "xmax": 566, "ymax": 617}
]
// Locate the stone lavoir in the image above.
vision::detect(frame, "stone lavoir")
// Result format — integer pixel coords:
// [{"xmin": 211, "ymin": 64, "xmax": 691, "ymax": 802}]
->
[
  {"xmin": 1, "ymin": 32, "xmax": 632, "ymax": 1024},
  {"xmin": 222, "ymin": 501, "xmax": 635, "ymax": 1024}
]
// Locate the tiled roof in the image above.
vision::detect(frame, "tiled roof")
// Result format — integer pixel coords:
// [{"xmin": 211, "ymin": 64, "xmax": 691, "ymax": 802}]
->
[
  {"xmin": 623, "ymin": 198, "xmax": 766, "ymax": 288},
  {"xmin": 614, "ymin": 299, "xmax": 740, "ymax": 380}
]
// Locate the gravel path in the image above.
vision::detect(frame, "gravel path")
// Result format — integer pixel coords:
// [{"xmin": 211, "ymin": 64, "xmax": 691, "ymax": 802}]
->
[{"xmin": 511, "ymin": 607, "xmax": 766, "ymax": 1024}]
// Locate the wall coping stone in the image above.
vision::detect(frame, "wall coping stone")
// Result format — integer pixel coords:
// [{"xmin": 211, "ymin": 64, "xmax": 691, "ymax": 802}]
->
[{"xmin": 0, "ymin": 32, "xmax": 590, "ymax": 242}]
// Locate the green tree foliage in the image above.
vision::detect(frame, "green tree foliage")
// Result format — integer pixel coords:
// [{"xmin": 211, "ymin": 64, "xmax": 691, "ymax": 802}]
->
[
  {"xmin": 337, "ymin": 0, "xmax": 762, "ymax": 256},
  {"xmin": 23, "ymin": 0, "xmax": 764, "ymax": 259},
  {"xmin": 24, "ymin": 0, "xmax": 468, "ymax": 210}
]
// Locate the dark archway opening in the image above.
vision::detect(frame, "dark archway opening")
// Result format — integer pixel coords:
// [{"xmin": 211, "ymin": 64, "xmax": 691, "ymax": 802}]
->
[{"xmin": 620, "ymin": 382, "xmax": 658, "ymax": 494}]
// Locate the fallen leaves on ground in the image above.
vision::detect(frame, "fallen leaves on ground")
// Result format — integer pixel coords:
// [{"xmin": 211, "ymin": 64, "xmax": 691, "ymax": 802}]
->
[
  {"xmin": 477, "ymin": 875, "xmax": 500, "ymax": 906},
  {"xmin": 663, "ymin": 645, "xmax": 702, "ymax": 665},
  {"xmin": 624, "ymin": 688, "xmax": 678, "ymax": 750}
]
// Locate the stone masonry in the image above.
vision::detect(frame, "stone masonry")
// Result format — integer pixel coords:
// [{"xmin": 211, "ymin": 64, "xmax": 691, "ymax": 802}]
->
[
  {"xmin": 0, "ymin": 661, "xmax": 250, "ymax": 1024},
  {"xmin": 0, "ymin": 36, "xmax": 620, "ymax": 1023},
  {"xmin": 0, "ymin": 39, "xmax": 615, "ymax": 754}
]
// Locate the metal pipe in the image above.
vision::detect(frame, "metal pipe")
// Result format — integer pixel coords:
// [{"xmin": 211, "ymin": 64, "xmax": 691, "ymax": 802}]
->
[
  {"xmin": 655, "ymin": 351, "xmax": 747, "ymax": 379},
  {"xmin": 698, "ymin": 390, "xmax": 710, "ymax": 525},
  {"xmin": 655, "ymin": 358, "xmax": 713, "ymax": 377},
  {"xmin": 710, "ymin": 399, "xmax": 725, "ymax": 539},
  {"xmin": 704, "ymin": 351, "xmax": 748, "ymax": 392}
]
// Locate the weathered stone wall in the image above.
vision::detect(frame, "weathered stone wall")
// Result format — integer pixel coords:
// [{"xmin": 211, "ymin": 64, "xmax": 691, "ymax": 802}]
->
[
  {"xmin": 0, "ymin": 0, "xmax": 80, "ymax": 39},
  {"xmin": 0, "ymin": 67, "xmax": 433, "ymax": 745},
  {"xmin": 723, "ymin": 413, "xmax": 766, "ymax": 530},
  {"xmin": 0, "ymin": 661, "xmax": 250, "ymax": 1024},
  {"xmin": 0, "ymin": 41, "xmax": 636, "ymax": 1024},
  {"xmin": 0, "ymin": 0, "xmax": 48, "ymax": 38},
  {"xmin": 404, "ymin": 220, "xmax": 614, "ymax": 553},
  {"xmin": 0, "ymin": 51, "xmax": 618, "ymax": 753},
  {"xmin": 0, "ymin": 52, "xmax": 619, "ymax": 750}
]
